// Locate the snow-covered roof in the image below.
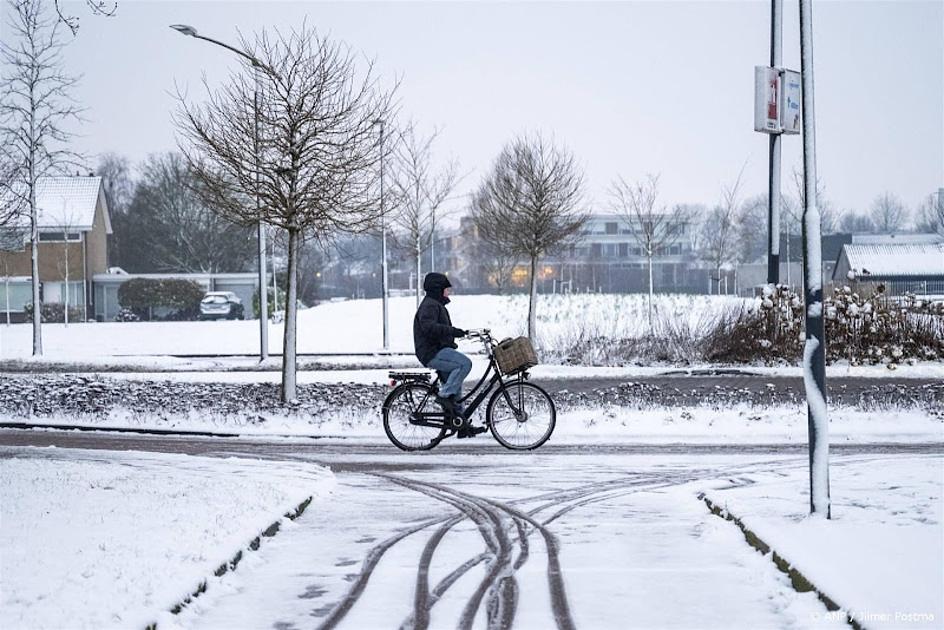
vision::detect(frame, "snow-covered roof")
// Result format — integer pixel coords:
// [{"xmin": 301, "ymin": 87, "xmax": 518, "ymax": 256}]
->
[
  {"xmin": 34, "ymin": 177, "xmax": 110, "ymax": 233},
  {"xmin": 841, "ymin": 243, "xmax": 944, "ymax": 279},
  {"xmin": 852, "ymin": 233, "xmax": 944, "ymax": 245}
]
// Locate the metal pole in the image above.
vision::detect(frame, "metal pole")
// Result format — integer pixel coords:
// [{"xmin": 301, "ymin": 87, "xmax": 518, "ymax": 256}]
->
[
  {"xmin": 255, "ymin": 68, "xmax": 269, "ymax": 361},
  {"xmin": 271, "ymin": 226, "xmax": 279, "ymax": 313},
  {"xmin": 379, "ymin": 120, "xmax": 389, "ymax": 350},
  {"xmin": 799, "ymin": 0, "xmax": 830, "ymax": 518},
  {"xmin": 767, "ymin": 0, "xmax": 783, "ymax": 284}
]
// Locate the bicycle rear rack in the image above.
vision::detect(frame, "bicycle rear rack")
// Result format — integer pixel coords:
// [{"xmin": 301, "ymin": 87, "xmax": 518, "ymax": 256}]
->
[{"xmin": 388, "ymin": 371, "xmax": 431, "ymax": 383}]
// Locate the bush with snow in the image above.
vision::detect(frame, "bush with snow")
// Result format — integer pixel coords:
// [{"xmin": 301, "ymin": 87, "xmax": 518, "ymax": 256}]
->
[{"xmin": 702, "ymin": 284, "xmax": 944, "ymax": 366}]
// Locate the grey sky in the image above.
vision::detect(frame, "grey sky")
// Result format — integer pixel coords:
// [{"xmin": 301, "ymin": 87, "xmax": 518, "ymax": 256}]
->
[{"xmin": 9, "ymin": 0, "xmax": 944, "ymax": 220}]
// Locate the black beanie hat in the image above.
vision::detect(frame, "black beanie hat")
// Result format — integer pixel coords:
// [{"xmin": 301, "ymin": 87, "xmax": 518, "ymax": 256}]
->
[{"xmin": 423, "ymin": 272, "xmax": 452, "ymax": 292}]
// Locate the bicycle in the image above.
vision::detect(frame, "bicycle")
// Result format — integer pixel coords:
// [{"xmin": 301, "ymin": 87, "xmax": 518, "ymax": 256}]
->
[{"xmin": 381, "ymin": 329, "xmax": 556, "ymax": 451}]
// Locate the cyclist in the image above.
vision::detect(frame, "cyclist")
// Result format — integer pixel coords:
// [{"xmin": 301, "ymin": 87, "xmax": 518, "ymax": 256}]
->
[{"xmin": 412, "ymin": 272, "xmax": 486, "ymax": 438}]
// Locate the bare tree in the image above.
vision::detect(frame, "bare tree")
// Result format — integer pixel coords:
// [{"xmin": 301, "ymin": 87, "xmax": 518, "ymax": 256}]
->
[
  {"xmin": 388, "ymin": 125, "xmax": 459, "ymax": 305},
  {"xmin": 96, "ymin": 152, "xmax": 134, "ymax": 267},
  {"xmin": 791, "ymin": 167, "xmax": 837, "ymax": 234},
  {"xmin": 736, "ymin": 193, "xmax": 769, "ymax": 264},
  {"xmin": 53, "ymin": 0, "xmax": 116, "ymax": 35},
  {"xmin": 471, "ymin": 133, "xmax": 586, "ymax": 340},
  {"xmin": 131, "ymin": 152, "xmax": 254, "ymax": 273},
  {"xmin": 838, "ymin": 210, "xmax": 874, "ymax": 234},
  {"xmin": 869, "ymin": 191, "xmax": 909, "ymax": 233},
  {"xmin": 698, "ymin": 171, "xmax": 743, "ymax": 294},
  {"xmin": 916, "ymin": 192, "xmax": 944, "ymax": 237},
  {"xmin": 0, "ymin": 0, "xmax": 83, "ymax": 355},
  {"xmin": 479, "ymin": 238, "xmax": 519, "ymax": 294},
  {"xmin": 54, "ymin": 208, "xmax": 83, "ymax": 325},
  {"xmin": 609, "ymin": 173, "xmax": 688, "ymax": 326},
  {"xmin": 175, "ymin": 25, "xmax": 395, "ymax": 401}
]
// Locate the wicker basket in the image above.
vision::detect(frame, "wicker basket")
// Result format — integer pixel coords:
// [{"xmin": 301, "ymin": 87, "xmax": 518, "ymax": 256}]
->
[{"xmin": 494, "ymin": 336, "xmax": 538, "ymax": 374}]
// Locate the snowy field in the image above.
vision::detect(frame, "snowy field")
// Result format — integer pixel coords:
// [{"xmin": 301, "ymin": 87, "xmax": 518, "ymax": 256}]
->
[
  {"xmin": 0, "ymin": 447, "xmax": 335, "ymax": 630},
  {"xmin": 0, "ymin": 293, "xmax": 747, "ymax": 359},
  {"xmin": 704, "ymin": 455, "xmax": 943, "ymax": 629},
  {"xmin": 21, "ymin": 404, "xmax": 943, "ymax": 445},
  {"xmin": 1, "ymin": 293, "xmax": 941, "ymax": 379}
]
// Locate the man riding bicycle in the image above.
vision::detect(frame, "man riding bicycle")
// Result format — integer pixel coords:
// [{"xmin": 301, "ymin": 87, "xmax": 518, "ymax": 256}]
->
[{"xmin": 412, "ymin": 272, "xmax": 487, "ymax": 438}]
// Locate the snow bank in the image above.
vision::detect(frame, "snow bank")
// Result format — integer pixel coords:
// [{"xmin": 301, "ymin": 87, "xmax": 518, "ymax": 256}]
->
[
  {"xmin": 0, "ymin": 447, "xmax": 335, "ymax": 630},
  {"xmin": 20, "ymin": 405, "xmax": 942, "ymax": 445},
  {"xmin": 703, "ymin": 456, "xmax": 943, "ymax": 629}
]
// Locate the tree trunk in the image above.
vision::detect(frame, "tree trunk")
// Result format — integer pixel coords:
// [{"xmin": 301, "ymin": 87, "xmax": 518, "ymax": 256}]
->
[
  {"xmin": 64, "ymin": 254, "xmax": 70, "ymax": 327},
  {"xmin": 647, "ymin": 249, "xmax": 654, "ymax": 329},
  {"xmin": 281, "ymin": 227, "xmax": 300, "ymax": 402},
  {"xmin": 527, "ymin": 255, "xmax": 538, "ymax": 340},
  {"xmin": 30, "ymin": 181, "xmax": 42, "ymax": 355},
  {"xmin": 415, "ymin": 237, "xmax": 422, "ymax": 308}
]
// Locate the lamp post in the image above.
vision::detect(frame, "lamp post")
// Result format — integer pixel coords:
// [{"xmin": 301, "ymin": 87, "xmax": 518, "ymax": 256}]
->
[
  {"xmin": 170, "ymin": 24, "xmax": 269, "ymax": 361},
  {"xmin": 373, "ymin": 118, "xmax": 389, "ymax": 350}
]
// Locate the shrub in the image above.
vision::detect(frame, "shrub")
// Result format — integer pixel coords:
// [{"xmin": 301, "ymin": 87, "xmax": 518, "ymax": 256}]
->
[
  {"xmin": 701, "ymin": 284, "xmax": 944, "ymax": 366},
  {"xmin": 117, "ymin": 278, "xmax": 204, "ymax": 321},
  {"xmin": 24, "ymin": 303, "xmax": 86, "ymax": 323},
  {"xmin": 114, "ymin": 308, "xmax": 140, "ymax": 322},
  {"xmin": 252, "ymin": 286, "xmax": 289, "ymax": 319}
]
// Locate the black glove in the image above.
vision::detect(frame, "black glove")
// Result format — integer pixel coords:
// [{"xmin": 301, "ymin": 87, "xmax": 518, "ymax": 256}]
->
[{"xmin": 454, "ymin": 328, "xmax": 467, "ymax": 338}]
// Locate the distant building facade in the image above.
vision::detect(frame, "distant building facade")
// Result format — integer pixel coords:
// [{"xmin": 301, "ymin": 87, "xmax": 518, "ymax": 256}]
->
[
  {"xmin": 0, "ymin": 176, "xmax": 111, "ymax": 321},
  {"xmin": 450, "ymin": 213, "xmax": 707, "ymax": 294},
  {"xmin": 833, "ymin": 238, "xmax": 944, "ymax": 296}
]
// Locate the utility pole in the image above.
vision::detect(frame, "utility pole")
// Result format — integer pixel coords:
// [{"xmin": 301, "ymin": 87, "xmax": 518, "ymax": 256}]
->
[
  {"xmin": 254, "ymin": 67, "xmax": 269, "ymax": 360},
  {"xmin": 799, "ymin": 0, "xmax": 830, "ymax": 518},
  {"xmin": 170, "ymin": 24, "xmax": 269, "ymax": 361},
  {"xmin": 767, "ymin": 0, "xmax": 783, "ymax": 284},
  {"xmin": 375, "ymin": 119, "xmax": 389, "ymax": 350}
]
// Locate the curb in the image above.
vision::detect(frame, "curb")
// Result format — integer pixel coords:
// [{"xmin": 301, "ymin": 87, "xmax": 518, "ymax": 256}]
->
[
  {"xmin": 698, "ymin": 493, "xmax": 863, "ymax": 630},
  {"xmin": 144, "ymin": 495, "xmax": 314, "ymax": 630},
  {"xmin": 0, "ymin": 421, "xmax": 331, "ymax": 440}
]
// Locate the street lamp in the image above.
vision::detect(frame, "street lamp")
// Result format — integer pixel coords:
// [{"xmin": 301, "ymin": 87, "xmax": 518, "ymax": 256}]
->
[
  {"xmin": 170, "ymin": 23, "xmax": 269, "ymax": 361},
  {"xmin": 373, "ymin": 118, "xmax": 389, "ymax": 350}
]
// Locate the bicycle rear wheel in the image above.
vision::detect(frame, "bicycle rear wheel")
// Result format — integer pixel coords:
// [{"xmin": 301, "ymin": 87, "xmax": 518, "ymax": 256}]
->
[
  {"xmin": 383, "ymin": 383, "xmax": 446, "ymax": 451},
  {"xmin": 486, "ymin": 381, "xmax": 556, "ymax": 450}
]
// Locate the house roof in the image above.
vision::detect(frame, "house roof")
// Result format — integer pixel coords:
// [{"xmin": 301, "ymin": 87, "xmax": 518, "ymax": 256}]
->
[
  {"xmin": 838, "ymin": 243, "xmax": 944, "ymax": 279},
  {"xmin": 34, "ymin": 177, "xmax": 111, "ymax": 233}
]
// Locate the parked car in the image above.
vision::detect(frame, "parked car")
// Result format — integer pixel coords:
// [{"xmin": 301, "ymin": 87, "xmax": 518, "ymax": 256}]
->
[{"xmin": 199, "ymin": 292, "xmax": 244, "ymax": 320}]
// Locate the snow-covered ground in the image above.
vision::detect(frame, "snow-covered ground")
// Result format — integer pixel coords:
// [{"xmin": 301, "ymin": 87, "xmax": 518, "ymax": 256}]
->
[
  {"xmin": 0, "ymin": 293, "xmax": 746, "ymax": 358},
  {"xmin": 2, "ymin": 293, "xmax": 940, "ymax": 377},
  {"xmin": 0, "ymin": 447, "xmax": 335, "ymax": 630},
  {"xmin": 702, "ymin": 455, "xmax": 943, "ymax": 629},
  {"xmin": 82, "ymin": 360, "xmax": 944, "ymax": 383},
  {"xmin": 21, "ymin": 405, "xmax": 943, "ymax": 445}
]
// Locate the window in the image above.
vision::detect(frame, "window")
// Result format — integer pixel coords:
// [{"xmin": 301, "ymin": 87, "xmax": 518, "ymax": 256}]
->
[
  {"xmin": 605, "ymin": 222, "xmax": 618, "ymax": 235},
  {"xmin": 618, "ymin": 243, "xmax": 629, "ymax": 258},
  {"xmin": 605, "ymin": 244, "xmax": 617, "ymax": 257},
  {"xmin": 591, "ymin": 243, "xmax": 603, "ymax": 257},
  {"xmin": 0, "ymin": 228, "xmax": 26, "ymax": 251},
  {"xmin": 670, "ymin": 244, "xmax": 682, "ymax": 255},
  {"xmin": 39, "ymin": 232, "xmax": 81, "ymax": 243}
]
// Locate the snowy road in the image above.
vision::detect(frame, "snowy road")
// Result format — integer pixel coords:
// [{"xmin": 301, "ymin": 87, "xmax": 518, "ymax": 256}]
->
[{"xmin": 4, "ymin": 430, "xmax": 938, "ymax": 628}]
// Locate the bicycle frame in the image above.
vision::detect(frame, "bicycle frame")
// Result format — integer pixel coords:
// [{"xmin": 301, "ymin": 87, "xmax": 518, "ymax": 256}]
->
[{"xmin": 404, "ymin": 336, "xmax": 527, "ymax": 429}]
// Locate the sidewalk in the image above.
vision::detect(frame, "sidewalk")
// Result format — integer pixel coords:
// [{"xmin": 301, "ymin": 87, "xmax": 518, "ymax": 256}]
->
[
  {"xmin": 0, "ymin": 446, "xmax": 334, "ymax": 630},
  {"xmin": 701, "ymin": 455, "xmax": 943, "ymax": 629}
]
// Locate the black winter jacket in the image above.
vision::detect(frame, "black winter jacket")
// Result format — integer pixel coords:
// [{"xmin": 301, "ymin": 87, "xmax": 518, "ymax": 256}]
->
[{"xmin": 413, "ymin": 295, "xmax": 464, "ymax": 365}]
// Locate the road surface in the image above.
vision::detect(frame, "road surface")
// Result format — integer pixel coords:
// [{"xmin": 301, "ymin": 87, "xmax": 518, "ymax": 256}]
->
[{"xmin": 3, "ymin": 429, "xmax": 937, "ymax": 629}]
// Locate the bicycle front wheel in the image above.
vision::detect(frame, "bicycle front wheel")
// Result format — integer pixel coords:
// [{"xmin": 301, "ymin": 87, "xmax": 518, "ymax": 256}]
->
[
  {"xmin": 486, "ymin": 381, "xmax": 556, "ymax": 450},
  {"xmin": 383, "ymin": 383, "xmax": 446, "ymax": 451}
]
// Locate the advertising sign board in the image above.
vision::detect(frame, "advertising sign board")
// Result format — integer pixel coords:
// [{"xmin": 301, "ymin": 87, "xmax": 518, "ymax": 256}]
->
[
  {"xmin": 780, "ymin": 69, "xmax": 802, "ymax": 134},
  {"xmin": 754, "ymin": 66, "xmax": 781, "ymax": 133}
]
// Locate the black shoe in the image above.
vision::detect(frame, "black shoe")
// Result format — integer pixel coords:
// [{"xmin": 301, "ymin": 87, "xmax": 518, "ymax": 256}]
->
[
  {"xmin": 436, "ymin": 395, "xmax": 456, "ymax": 415},
  {"xmin": 457, "ymin": 424, "xmax": 488, "ymax": 439}
]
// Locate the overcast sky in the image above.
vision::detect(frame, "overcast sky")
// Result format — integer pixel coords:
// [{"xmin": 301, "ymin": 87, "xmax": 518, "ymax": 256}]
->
[{"xmin": 6, "ymin": 0, "xmax": 943, "ymax": 220}]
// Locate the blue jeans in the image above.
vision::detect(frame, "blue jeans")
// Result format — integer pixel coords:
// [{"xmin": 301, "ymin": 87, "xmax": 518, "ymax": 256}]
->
[{"xmin": 427, "ymin": 348, "xmax": 472, "ymax": 399}]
